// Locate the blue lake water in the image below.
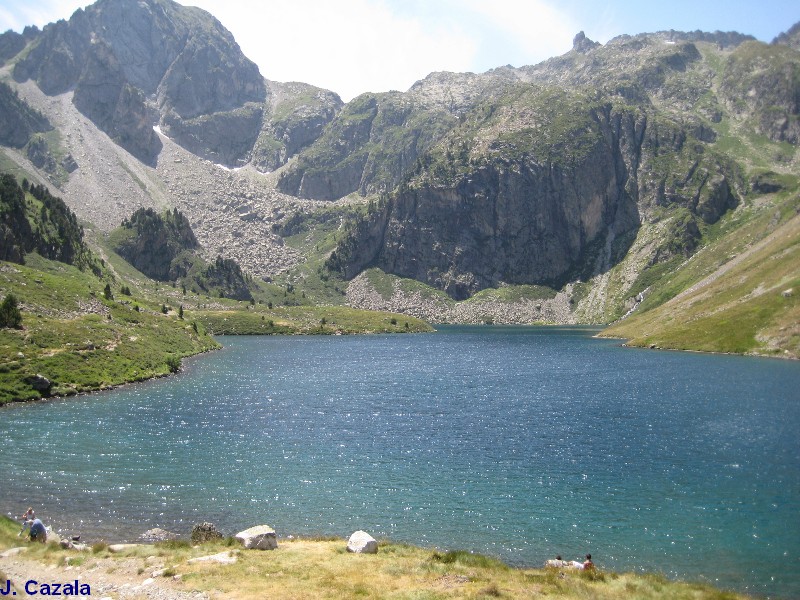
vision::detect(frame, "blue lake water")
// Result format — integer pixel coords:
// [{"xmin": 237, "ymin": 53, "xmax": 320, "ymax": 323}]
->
[{"xmin": 1, "ymin": 326, "xmax": 799, "ymax": 598}]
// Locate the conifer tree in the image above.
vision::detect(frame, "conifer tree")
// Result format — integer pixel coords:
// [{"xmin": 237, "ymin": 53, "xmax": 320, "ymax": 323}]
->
[{"xmin": 0, "ymin": 294, "xmax": 23, "ymax": 329}]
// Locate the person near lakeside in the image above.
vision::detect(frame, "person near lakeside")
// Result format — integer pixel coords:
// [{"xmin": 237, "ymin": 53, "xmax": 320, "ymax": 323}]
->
[
  {"xmin": 29, "ymin": 518, "xmax": 46, "ymax": 543},
  {"xmin": 571, "ymin": 554, "xmax": 594, "ymax": 569},
  {"xmin": 546, "ymin": 555, "xmax": 568, "ymax": 567},
  {"xmin": 17, "ymin": 506, "xmax": 34, "ymax": 537}
]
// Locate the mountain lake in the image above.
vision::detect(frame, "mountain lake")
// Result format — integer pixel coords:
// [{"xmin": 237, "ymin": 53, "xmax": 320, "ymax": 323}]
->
[{"xmin": 1, "ymin": 326, "xmax": 798, "ymax": 598}]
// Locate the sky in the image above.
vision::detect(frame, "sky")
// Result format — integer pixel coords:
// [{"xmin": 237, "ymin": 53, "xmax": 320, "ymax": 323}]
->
[{"xmin": 0, "ymin": 0, "xmax": 798, "ymax": 101}]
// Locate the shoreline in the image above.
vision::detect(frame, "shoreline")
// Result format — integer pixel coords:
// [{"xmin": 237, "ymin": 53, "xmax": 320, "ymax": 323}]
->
[
  {"xmin": 596, "ymin": 331, "xmax": 800, "ymax": 361},
  {"xmin": 0, "ymin": 501, "xmax": 779, "ymax": 600},
  {"xmin": 0, "ymin": 515, "xmax": 758, "ymax": 600},
  {"xmin": 0, "ymin": 344, "xmax": 221, "ymax": 410},
  {"xmin": 5, "ymin": 320, "xmax": 797, "ymax": 408}
]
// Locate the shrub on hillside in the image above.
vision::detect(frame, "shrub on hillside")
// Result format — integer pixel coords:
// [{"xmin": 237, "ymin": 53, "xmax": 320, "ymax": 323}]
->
[{"xmin": 0, "ymin": 293, "xmax": 22, "ymax": 329}]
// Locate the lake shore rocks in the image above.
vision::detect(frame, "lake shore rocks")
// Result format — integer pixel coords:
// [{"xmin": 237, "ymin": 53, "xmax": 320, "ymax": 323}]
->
[
  {"xmin": 235, "ymin": 525, "xmax": 277, "ymax": 550},
  {"xmin": 140, "ymin": 528, "xmax": 180, "ymax": 542},
  {"xmin": 346, "ymin": 530, "xmax": 378, "ymax": 554},
  {"xmin": 190, "ymin": 522, "xmax": 222, "ymax": 544}
]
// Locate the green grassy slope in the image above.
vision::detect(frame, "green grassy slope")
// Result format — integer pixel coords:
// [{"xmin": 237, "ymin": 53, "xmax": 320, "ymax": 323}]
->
[
  {"xmin": 0, "ymin": 253, "xmax": 220, "ymax": 404},
  {"xmin": 601, "ymin": 198, "xmax": 800, "ymax": 358},
  {"xmin": 0, "ymin": 244, "xmax": 432, "ymax": 404}
]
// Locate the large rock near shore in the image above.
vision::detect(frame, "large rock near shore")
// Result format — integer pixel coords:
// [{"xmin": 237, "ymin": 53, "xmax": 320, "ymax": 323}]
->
[
  {"xmin": 346, "ymin": 530, "xmax": 378, "ymax": 554},
  {"xmin": 234, "ymin": 525, "xmax": 277, "ymax": 550},
  {"xmin": 190, "ymin": 522, "xmax": 223, "ymax": 543}
]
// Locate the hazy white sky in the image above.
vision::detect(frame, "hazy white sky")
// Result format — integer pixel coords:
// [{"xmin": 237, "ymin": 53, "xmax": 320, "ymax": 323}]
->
[{"xmin": 1, "ymin": 0, "xmax": 798, "ymax": 101}]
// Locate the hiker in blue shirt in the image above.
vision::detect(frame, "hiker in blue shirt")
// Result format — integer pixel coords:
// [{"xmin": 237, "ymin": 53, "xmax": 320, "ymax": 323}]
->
[{"xmin": 29, "ymin": 518, "xmax": 46, "ymax": 543}]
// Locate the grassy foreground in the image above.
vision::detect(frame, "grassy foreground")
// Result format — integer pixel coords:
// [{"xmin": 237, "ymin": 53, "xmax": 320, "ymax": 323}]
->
[{"xmin": 0, "ymin": 517, "xmax": 748, "ymax": 600}]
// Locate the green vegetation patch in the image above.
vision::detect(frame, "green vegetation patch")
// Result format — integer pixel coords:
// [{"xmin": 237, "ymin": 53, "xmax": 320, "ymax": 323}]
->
[
  {"xmin": 196, "ymin": 305, "xmax": 432, "ymax": 336},
  {"xmin": 603, "ymin": 198, "xmax": 800, "ymax": 358},
  {"xmin": 0, "ymin": 254, "xmax": 219, "ymax": 404},
  {"xmin": 466, "ymin": 284, "xmax": 558, "ymax": 304}
]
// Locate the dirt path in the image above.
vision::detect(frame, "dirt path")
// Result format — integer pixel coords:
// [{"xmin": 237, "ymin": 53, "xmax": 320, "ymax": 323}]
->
[{"xmin": 0, "ymin": 546, "xmax": 209, "ymax": 600}]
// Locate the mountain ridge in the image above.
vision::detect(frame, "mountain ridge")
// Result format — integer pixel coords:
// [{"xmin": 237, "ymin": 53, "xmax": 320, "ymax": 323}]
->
[{"xmin": 0, "ymin": 1, "xmax": 798, "ymax": 358}]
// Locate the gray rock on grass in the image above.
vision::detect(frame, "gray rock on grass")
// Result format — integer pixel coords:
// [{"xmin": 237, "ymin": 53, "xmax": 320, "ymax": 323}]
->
[
  {"xmin": 235, "ymin": 525, "xmax": 277, "ymax": 550},
  {"xmin": 346, "ymin": 530, "xmax": 378, "ymax": 554}
]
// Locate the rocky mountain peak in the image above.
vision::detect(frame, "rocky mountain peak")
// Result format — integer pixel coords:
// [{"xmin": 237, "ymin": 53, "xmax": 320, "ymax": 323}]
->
[
  {"xmin": 772, "ymin": 21, "xmax": 800, "ymax": 50},
  {"xmin": 14, "ymin": 0, "xmax": 267, "ymax": 114},
  {"xmin": 10, "ymin": 0, "xmax": 270, "ymax": 166},
  {"xmin": 572, "ymin": 31, "xmax": 599, "ymax": 54}
]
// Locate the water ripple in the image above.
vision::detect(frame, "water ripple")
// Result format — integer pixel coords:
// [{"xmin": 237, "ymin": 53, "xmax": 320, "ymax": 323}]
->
[{"xmin": 1, "ymin": 326, "xmax": 798, "ymax": 598}]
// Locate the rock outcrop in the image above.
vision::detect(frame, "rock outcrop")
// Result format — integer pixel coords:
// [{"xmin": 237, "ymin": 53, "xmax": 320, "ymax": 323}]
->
[
  {"xmin": 235, "ymin": 525, "xmax": 277, "ymax": 550},
  {"xmin": 328, "ymin": 85, "xmax": 740, "ymax": 299},
  {"xmin": 12, "ymin": 0, "xmax": 267, "ymax": 166},
  {"xmin": 72, "ymin": 39, "xmax": 161, "ymax": 164},
  {"xmin": 110, "ymin": 207, "xmax": 199, "ymax": 281},
  {"xmin": 139, "ymin": 528, "xmax": 179, "ymax": 542},
  {"xmin": 346, "ymin": 531, "xmax": 378, "ymax": 554},
  {"xmin": 276, "ymin": 72, "xmax": 514, "ymax": 200},
  {"xmin": 252, "ymin": 82, "xmax": 343, "ymax": 173},
  {"xmin": 719, "ymin": 40, "xmax": 800, "ymax": 144},
  {"xmin": 0, "ymin": 82, "xmax": 52, "ymax": 149},
  {"xmin": 773, "ymin": 22, "xmax": 800, "ymax": 50},
  {"xmin": 190, "ymin": 522, "xmax": 222, "ymax": 544}
]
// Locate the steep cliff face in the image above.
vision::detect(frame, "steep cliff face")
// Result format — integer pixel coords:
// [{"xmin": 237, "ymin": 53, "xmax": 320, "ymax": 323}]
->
[
  {"xmin": 251, "ymin": 82, "xmax": 343, "ymax": 173},
  {"xmin": 0, "ymin": 82, "xmax": 52, "ymax": 148},
  {"xmin": 277, "ymin": 92, "xmax": 455, "ymax": 200},
  {"xmin": 719, "ymin": 41, "xmax": 800, "ymax": 144},
  {"xmin": 275, "ymin": 72, "xmax": 513, "ymax": 199},
  {"xmin": 315, "ymin": 28, "xmax": 799, "ymax": 307},
  {"xmin": 0, "ymin": 28, "xmax": 37, "ymax": 66},
  {"xmin": 274, "ymin": 32, "xmax": 758, "ymax": 207},
  {"xmin": 329, "ymin": 81, "xmax": 742, "ymax": 299},
  {"xmin": 14, "ymin": 0, "xmax": 266, "ymax": 110},
  {"xmin": 71, "ymin": 39, "xmax": 162, "ymax": 164}
]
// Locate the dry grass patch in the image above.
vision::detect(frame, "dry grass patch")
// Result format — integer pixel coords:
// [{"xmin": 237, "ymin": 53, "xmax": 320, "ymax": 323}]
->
[{"xmin": 0, "ymin": 519, "xmax": 753, "ymax": 600}]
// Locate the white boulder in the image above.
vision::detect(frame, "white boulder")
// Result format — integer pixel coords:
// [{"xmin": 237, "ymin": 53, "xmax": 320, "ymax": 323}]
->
[
  {"xmin": 235, "ymin": 525, "xmax": 277, "ymax": 550},
  {"xmin": 346, "ymin": 530, "xmax": 378, "ymax": 554}
]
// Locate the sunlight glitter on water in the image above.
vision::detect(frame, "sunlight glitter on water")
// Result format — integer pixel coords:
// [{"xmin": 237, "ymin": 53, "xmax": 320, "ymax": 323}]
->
[{"xmin": 1, "ymin": 327, "xmax": 799, "ymax": 598}]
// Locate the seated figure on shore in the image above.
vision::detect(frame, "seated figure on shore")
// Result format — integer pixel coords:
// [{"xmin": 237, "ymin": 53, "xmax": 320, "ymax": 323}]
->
[
  {"xmin": 29, "ymin": 518, "xmax": 47, "ymax": 543},
  {"xmin": 571, "ymin": 554, "xmax": 594, "ymax": 569},
  {"xmin": 545, "ymin": 555, "xmax": 568, "ymax": 567}
]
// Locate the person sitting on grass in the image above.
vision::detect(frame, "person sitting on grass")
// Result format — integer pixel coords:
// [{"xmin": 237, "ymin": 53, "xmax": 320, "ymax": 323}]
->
[
  {"xmin": 29, "ymin": 518, "xmax": 47, "ymax": 543},
  {"xmin": 571, "ymin": 554, "xmax": 594, "ymax": 569},
  {"xmin": 546, "ymin": 555, "xmax": 568, "ymax": 567}
]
